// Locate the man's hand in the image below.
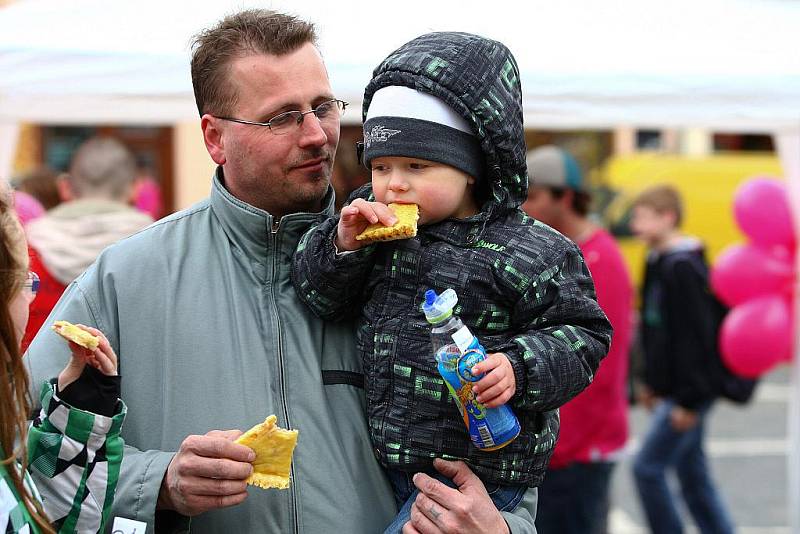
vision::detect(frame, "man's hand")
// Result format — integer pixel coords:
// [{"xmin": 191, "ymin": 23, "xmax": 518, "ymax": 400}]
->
[
  {"xmin": 336, "ymin": 198, "xmax": 397, "ymax": 251},
  {"xmin": 471, "ymin": 353, "xmax": 515, "ymax": 408},
  {"xmin": 157, "ymin": 430, "xmax": 255, "ymax": 516},
  {"xmin": 402, "ymin": 459, "xmax": 509, "ymax": 534},
  {"xmin": 670, "ymin": 405, "xmax": 699, "ymax": 432}
]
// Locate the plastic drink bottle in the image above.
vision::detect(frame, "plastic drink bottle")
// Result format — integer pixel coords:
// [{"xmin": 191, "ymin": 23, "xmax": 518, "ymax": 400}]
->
[{"xmin": 422, "ymin": 288, "xmax": 521, "ymax": 450}]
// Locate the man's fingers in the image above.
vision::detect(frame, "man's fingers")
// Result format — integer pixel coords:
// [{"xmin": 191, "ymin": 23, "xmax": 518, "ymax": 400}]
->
[
  {"xmin": 181, "ymin": 456, "xmax": 253, "ymax": 480},
  {"xmin": 184, "ymin": 491, "xmax": 249, "ymax": 513},
  {"xmin": 412, "ymin": 472, "xmax": 462, "ymax": 507},
  {"xmin": 181, "ymin": 434, "xmax": 255, "ymax": 463},
  {"xmin": 181, "ymin": 475, "xmax": 249, "ymax": 496},
  {"xmin": 432, "ymin": 458, "xmax": 481, "ymax": 490},
  {"xmin": 408, "ymin": 500, "xmax": 443, "ymax": 534},
  {"xmin": 206, "ymin": 429, "xmax": 244, "ymax": 441}
]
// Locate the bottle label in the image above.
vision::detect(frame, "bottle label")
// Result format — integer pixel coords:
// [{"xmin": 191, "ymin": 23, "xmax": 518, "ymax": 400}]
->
[{"xmin": 451, "ymin": 325, "xmax": 474, "ymax": 353}]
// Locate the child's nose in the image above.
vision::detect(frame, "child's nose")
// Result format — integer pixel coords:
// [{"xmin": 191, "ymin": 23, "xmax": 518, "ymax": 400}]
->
[{"xmin": 387, "ymin": 173, "xmax": 409, "ymax": 192}]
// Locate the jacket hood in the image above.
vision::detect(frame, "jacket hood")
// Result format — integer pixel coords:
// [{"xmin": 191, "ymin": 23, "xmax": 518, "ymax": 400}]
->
[
  {"xmin": 26, "ymin": 199, "xmax": 153, "ymax": 284},
  {"xmin": 362, "ymin": 32, "xmax": 528, "ymax": 222}
]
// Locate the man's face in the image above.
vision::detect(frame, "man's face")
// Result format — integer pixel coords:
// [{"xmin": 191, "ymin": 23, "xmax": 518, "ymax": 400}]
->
[
  {"xmin": 521, "ymin": 185, "xmax": 564, "ymax": 229},
  {"xmin": 210, "ymin": 43, "xmax": 340, "ymax": 217}
]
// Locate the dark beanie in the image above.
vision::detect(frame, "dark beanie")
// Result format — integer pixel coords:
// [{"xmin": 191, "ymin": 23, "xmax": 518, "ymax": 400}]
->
[{"xmin": 361, "ymin": 86, "xmax": 485, "ymax": 180}]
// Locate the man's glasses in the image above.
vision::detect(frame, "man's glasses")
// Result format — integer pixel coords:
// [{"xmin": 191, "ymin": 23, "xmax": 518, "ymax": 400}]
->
[
  {"xmin": 216, "ymin": 99, "xmax": 348, "ymax": 136},
  {"xmin": 23, "ymin": 271, "xmax": 39, "ymax": 298}
]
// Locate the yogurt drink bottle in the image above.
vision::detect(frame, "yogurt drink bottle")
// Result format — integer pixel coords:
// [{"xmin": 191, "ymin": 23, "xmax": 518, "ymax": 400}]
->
[{"xmin": 422, "ymin": 288, "xmax": 521, "ymax": 451}]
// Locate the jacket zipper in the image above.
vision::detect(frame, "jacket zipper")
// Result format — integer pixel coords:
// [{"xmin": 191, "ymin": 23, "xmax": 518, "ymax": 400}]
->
[{"xmin": 270, "ymin": 220, "xmax": 300, "ymax": 534}]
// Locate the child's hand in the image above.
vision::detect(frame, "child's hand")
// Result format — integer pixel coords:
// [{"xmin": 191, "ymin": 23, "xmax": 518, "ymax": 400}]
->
[
  {"xmin": 57, "ymin": 325, "xmax": 117, "ymax": 391},
  {"xmin": 471, "ymin": 353, "xmax": 515, "ymax": 408},
  {"xmin": 335, "ymin": 199, "xmax": 397, "ymax": 251}
]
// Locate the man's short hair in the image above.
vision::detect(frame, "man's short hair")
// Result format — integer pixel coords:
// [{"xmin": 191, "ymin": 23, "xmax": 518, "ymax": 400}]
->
[
  {"xmin": 68, "ymin": 137, "xmax": 136, "ymax": 200},
  {"xmin": 190, "ymin": 9, "xmax": 318, "ymax": 117},
  {"xmin": 633, "ymin": 184, "xmax": 684, "ymax": 227}
]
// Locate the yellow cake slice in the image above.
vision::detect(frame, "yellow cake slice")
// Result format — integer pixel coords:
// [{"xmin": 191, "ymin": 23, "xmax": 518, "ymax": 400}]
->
[
  {"xmin": 235, "ymin": 415, "xmax": 299, "ymax": 490},
  {"xmin": 52, "ymin": 320, "xmax": 100, "ymax": 350},
  {"xmin": 355, "ymin": 203, "xmax": 419, "ymax": 243}
]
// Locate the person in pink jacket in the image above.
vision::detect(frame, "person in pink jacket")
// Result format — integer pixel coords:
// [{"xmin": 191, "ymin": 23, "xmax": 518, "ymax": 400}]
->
[{"xmin": 522, "ymin": 146, "xmax": 634, "ymax": 534}]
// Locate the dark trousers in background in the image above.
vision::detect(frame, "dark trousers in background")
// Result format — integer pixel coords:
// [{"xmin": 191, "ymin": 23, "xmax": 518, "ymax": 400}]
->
[
  {"xmin": 633, "ymin": 399, "xmax": 734, "ymax": 534},
  {"xmin": 535, "ymin": 461, "xmax": 615, "ymax": 534}
]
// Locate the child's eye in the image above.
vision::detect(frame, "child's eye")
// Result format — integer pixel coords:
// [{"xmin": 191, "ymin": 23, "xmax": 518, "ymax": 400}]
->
[
  {"xmin": 409, "ymin": 162, "xmax": 429, "ymax": 170},
  {"xmin": 372, "ymin": 163, "xmax": 388, "ymax": 172}
]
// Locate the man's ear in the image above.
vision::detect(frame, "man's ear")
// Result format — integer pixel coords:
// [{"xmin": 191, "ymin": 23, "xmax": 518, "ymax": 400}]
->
[
  {"xmin": 56, "ymin": 174, "xmax": 74, "ymax": 202},
  {"xmin": 201, "ymin": 115, "xmax": 226, "ymax": 165}
]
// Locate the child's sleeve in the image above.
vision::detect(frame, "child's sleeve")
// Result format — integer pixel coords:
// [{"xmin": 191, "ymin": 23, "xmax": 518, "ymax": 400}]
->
[
  {"xmin": 27, "ymin": 379, "xmax": 126, "ymax": 533},
  {"xmin": 487, "ymin": 240, "xmax": 613, "ymax": 412},
  {"xmin": 292, "ymin": 214, "xmax": 378, "ymax": 321}
]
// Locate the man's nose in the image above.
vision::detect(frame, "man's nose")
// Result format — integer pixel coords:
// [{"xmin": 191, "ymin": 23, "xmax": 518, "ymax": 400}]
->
[{"xmin": 297, "ymin": 114, "xmax": 328, "ymax": 148}]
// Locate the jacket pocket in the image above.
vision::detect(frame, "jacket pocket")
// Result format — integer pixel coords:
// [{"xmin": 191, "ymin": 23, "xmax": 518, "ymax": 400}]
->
[{"xmin": 322, "ymin": 370, "xmax": 365, "ymax": 389}]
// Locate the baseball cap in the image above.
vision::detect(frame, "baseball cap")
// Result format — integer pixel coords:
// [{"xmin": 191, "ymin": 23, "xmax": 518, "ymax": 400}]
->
[{"xmin": 526, "ymin": 145, "xmax": 585, "ymax": 191}]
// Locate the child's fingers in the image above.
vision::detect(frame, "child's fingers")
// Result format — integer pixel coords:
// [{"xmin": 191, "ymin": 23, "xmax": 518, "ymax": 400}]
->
[
  {"xmin": 478, "ymin": 385, "xmax": 515, "ymax": 408},
  {"xmin": 371, "ymin": 203, "xmax": 398, "ymax": 226},
  {"xmin": 470, "ymin": 356, "xmax": 502, "ymax": 377},
  {"xmin": 349, "ymin": 199, "xmax": 381, "ymax": 224}
]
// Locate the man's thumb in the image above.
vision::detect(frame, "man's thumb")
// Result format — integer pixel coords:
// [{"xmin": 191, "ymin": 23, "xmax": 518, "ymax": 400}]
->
[{"xmin": 433, "ymin": 458, "xmax": 478, "ymax": 490}]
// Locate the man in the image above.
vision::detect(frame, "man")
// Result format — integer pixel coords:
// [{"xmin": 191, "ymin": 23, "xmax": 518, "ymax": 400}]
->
[
  {"xmin": 26, "ymin": 10, "xmax": 537, "ymax": 534},
  {"xmin": 523, "ymin": 145, "xmax": 633, "ymax": 534},
  {"xmin": 23, "ymin": 137, "xmax": 152, "ymax": 351}
]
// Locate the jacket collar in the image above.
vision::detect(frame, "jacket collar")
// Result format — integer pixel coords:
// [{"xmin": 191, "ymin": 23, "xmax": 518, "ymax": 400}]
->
[{"xmin": 209, "ymin": 167, "xmax": 334, "ymax": 253}]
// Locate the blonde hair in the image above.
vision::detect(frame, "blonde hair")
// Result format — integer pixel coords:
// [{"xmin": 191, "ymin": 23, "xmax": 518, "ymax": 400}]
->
[
  {"xmin": 633, "ymin": 184, "xmax": 684, "ymax": 227},
  {"xmin": 0, "ymin": 185, "xmax": 54, "ymax": 533}
]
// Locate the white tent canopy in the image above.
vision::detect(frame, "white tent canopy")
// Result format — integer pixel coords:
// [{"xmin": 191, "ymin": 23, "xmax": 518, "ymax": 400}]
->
[{"xmin": 0, "ymin": 0, "xmax": 798, "ymax": 131}]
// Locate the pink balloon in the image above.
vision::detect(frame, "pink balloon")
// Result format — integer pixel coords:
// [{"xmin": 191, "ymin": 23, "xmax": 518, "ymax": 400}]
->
[
  {"xmin": 12, "ymin": 191, "xmax": 45, "ymax": 225},
  {"xmin": 711, "ymin": 243, "xmax": 795, "ymax": 307},
  {"xmin": 719, "ymin": 295, "xmax": 793, "ymax": 378},
  {"xmin": 733, "ymin": 178, "xmax": 796, "ymax": 250}
]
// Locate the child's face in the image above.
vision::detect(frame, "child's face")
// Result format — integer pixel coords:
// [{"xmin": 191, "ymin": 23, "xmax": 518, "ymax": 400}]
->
[
  {"xmin": 371, "ymin": 156, "xmax": 478, "ymax": 225},
  {"xmin": 630, "ymin": 204, "xmax": 676, "ymax": 245}
]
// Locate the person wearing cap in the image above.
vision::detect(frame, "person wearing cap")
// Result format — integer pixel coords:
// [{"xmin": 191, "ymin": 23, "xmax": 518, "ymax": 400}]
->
[
  {"xmin": 293, "ymin": 33, "xmax": 611, "ymax": 533},
  {"xmin": 522, "ymin": 145, "xmax": 633, "ymax": 534}
]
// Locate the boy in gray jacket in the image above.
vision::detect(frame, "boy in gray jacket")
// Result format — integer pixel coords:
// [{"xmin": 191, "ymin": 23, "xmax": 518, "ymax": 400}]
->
[{"xmin": 293, "ymin": 32, "xmax": 612, "ymax": 532}]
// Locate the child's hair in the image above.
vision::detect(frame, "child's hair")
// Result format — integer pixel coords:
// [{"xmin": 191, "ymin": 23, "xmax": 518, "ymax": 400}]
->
[
  {"xmin": 0, "ymin": 186, "xmax": 54, "ymax": 533},
  {"xmin": 633, "ymin": 184, "xmax": 684, "ymax": 227}
]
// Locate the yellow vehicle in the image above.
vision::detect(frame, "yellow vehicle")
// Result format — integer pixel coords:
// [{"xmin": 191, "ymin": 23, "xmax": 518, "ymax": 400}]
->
[{"xmin": 597, "ymin": 152, "xmax": 784, "ymax": 287}]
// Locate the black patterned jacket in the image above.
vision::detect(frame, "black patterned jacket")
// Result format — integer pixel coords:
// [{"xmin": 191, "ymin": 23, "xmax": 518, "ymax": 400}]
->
[{"xmin": 292, "ymin": 32, "xmax": 611, "ymax": 487}]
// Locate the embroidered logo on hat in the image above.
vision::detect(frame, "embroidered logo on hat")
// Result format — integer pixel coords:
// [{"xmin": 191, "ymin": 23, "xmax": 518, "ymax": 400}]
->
[{"xmin": 364, "ymin": 124, "xmax": 401, "ymax": 148}]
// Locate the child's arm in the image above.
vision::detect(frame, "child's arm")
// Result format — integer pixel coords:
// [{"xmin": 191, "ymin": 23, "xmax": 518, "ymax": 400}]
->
[
  {"xmin": 28, "ymin": 324, "xmax": 125, "ymax": 533},
  {"xmin": 56, "ymin": 324, "xmax": 120, "ymax": 416},
  {"xmin": 336, "ymin": 198, "xmax": 397, "ymax": 251},
  {"xmin": 292, "ymin": 190, "xmax": 395, "ymax": 321},
  {"xmin": 485, "ymin": 239, "xmax": 613, "ymax": 413}
]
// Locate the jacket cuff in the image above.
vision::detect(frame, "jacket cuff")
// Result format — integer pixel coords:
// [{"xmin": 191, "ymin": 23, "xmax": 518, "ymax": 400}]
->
[
  {"xmin": 500, "ymin": 348, "xmax": 528, "ymax": 401},
  {"xmin": 41, "ymin": 379, "xmax": 126, "ymax": 439}
]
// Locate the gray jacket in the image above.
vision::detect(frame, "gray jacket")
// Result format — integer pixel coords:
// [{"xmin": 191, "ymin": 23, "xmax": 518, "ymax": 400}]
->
[{"xmin": 26, "ymin": 170, "xmax": 538, "ymax": 533}]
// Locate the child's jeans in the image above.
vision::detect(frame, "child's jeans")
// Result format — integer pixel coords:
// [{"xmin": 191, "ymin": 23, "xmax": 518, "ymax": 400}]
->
[{"xmin": 383, "ymin": 468, "xmax": 527, "ymax": 534}]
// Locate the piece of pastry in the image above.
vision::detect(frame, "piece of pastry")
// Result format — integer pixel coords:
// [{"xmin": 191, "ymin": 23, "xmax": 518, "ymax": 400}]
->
[
  {"xmin": 355, "ymin": 203, "xmax": 419, "ymax": 243},
  {"xmin": 235, "ymin": 415, "xmax": 299, "ymax": 490},
  {"xmin": 52, "ymin": 320, "xmax": 100, "ymax": 351}
]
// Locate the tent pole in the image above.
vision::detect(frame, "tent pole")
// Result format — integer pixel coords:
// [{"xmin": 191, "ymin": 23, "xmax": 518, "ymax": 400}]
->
[{"xmin": 776, "ymin": 129, "xmax": 800, "ymax": 534}]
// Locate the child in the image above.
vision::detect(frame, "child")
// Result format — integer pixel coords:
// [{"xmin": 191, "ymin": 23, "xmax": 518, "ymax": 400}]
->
[
  {"xmin": 630, "ymin": 184, "xmax": 734, "ymax": 534},
  {"xmin": 1, "ymin": 185, "xmax": 125, "ymax": 533},
  {"xmin": 292, "ymin": 32, "xmax": 611, "ymax": 532}
]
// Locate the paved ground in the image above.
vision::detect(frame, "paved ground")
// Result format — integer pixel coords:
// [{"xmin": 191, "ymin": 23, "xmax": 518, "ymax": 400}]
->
[{"xmin": 608, "ymin": 366, "xmax": 793, "ymax": 533}]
